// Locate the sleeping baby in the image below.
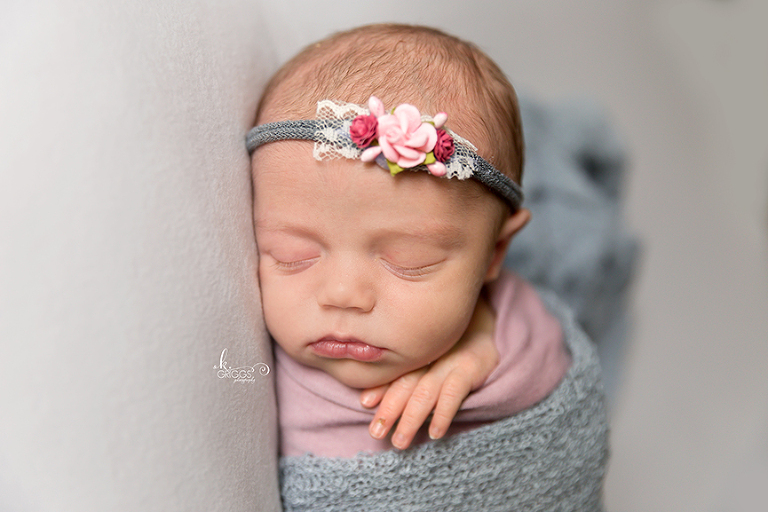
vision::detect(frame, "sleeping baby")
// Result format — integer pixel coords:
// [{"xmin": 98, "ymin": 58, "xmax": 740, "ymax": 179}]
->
[{"xmin": 248, "ymin": 23, "xmax": 608, "ymax": 511}]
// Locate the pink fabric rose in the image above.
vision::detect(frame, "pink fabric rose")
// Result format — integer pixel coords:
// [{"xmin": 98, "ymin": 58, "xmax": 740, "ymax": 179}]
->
[
  {"xmin": 377, "ymin": 104, "xmax": 437, "ymax": 168},
  {"xmin": 360, "ymin": 97, "xmax": 438, "ymax": 170},
  {"xmin": 349, "ymin": 114, "xmax": 378, "ymax": 148},
  {"xmin": 433, "ymin": 128, "xmax": 454, "ymax": 162}
]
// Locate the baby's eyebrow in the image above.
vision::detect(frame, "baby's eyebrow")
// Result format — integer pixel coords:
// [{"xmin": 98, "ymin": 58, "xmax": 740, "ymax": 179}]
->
[
  {"xmin": 375, "ymin": 225, "xmax": 466, "ymax": 249},
  {"xmin": 255, "ymin": 221, "xmax": 466, "ymax": 249},
  {"xmin": 253, "ymin": 222, "xmax": 317, "ymax": 238}
]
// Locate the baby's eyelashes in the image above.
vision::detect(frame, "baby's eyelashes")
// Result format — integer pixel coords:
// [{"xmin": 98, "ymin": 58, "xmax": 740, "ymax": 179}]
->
[
  {"xmin": 379, "ymin": 259, "xmax": 444, "ymax": 280},
  {"xmin": 270, "ymin": 255, "xmax": 320, "ymax": 273}
]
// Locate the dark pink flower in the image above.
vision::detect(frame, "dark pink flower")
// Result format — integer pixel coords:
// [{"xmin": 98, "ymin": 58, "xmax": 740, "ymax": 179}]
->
[
  {"xmin": 433, "ymin": 129, "xmax": 455, "ymax": 163},
  {"xmin": 349, "ymin": 114, "xmax": 378, "ymax": 148}
]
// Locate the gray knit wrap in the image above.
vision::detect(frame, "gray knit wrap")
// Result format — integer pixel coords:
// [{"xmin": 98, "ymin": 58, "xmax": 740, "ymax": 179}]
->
[
  {"xmin": 246, "ymin": 119, "xmax": 524, "ymax": 212},
  {"xmin": 279, "ymin": 290, "xmax": 609, "ymax": 512}
]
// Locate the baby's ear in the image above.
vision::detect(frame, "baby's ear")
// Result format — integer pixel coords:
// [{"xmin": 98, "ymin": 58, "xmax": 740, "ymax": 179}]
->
[{"xmin": 484, "ymin": 208, "xmax": 530, "ymax": 282}]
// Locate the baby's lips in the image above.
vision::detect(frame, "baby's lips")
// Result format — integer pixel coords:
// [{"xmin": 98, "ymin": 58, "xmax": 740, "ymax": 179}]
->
[{"xmin": 310, "ymin": 337, "xmax": 385, "ymax": 362}]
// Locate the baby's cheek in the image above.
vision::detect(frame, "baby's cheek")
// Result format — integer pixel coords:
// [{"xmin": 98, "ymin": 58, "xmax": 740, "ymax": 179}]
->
[
  {"xmin": 395, "ymin": 291, "xmax": 469, "ymax": 357},
  {"xmin": 430, "ymin": 292, "xmax": 478, "ymax": 345},
  {"xmin": 260, "ymin": 285, "xmax": 290, "ymax": 340}
]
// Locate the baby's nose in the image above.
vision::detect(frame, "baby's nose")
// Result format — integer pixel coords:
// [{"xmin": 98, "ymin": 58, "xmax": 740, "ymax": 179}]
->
[{"xmin": 316, "ymin": 260, "xmax": 375, "ymax": 312}]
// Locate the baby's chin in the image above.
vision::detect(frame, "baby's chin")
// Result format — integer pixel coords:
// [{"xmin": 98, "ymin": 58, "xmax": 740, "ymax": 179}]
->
[{"xmin": 319, "ymin": 360, "xmax": 409, "ymax": 390}]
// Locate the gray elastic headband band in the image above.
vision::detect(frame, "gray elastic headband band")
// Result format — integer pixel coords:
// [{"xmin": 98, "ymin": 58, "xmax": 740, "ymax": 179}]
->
[{"xmin": 246, "ymin": 119, "xmax": 523, "ymax": 211}]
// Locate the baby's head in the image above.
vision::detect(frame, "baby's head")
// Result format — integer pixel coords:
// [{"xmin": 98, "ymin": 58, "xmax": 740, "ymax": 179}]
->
[
  {"xmin": 250, "ymin": 24, "xmax": 530, "ymax": 388},
  {"xmin": 257, "ymin": 24, "xmax": 523, "ymax": 186}
]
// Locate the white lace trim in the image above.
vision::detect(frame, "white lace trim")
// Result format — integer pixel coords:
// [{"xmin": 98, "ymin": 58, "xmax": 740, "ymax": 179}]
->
[{"xmin": 313, "ymin": 100, "xmax": 366, "ymax": 161}]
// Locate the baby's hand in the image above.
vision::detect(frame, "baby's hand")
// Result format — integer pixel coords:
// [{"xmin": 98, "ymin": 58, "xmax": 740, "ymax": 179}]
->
[{"xmin": 360, "ymin": 293, "xmax": 499, "ymax": 450}]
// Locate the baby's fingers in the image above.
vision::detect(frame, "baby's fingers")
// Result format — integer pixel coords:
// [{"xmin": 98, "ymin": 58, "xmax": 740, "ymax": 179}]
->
[
  {"xmin": 368, "ymin": 370, "xmax": 426, "ymax": 441},
  {"xmin": 427, "ymin": 370, "xmax": 474, "ymax": 440},
  {"xmin": 390, "ymin": 376, "xmax": 445, "ymax": 450},
  {"xmin": 360, "ymin": 384, "xmax": 389, "ymax": 408}
]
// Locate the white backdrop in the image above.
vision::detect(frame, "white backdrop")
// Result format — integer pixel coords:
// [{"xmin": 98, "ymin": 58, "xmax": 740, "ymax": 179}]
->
[{"xmin": 1, "ymin": 1, "xmax": 280, "ymax": 510}]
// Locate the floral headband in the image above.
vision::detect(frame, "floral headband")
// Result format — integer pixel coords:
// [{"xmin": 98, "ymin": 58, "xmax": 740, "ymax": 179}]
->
[{"xmin": 246, "ymin": 96, "xmax": 523, "ymax": 211}]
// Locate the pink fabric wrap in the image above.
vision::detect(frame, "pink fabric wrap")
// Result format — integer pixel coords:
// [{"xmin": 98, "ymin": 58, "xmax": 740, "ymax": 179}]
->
[{"xmin": 275, "ymin": 270, "xmax": 572, "ymax": 458}]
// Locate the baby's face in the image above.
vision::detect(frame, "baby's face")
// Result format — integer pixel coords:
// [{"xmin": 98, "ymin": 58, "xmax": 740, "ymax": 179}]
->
[{"xmin": 253, "ymin": 141, "xmax": 502, "ymax": 389}]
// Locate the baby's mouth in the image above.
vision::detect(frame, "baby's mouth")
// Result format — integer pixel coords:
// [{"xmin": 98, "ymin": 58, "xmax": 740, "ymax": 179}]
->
[{"xmin": 310, "ymin": 336, "xmax": 385, "ymax": 362}]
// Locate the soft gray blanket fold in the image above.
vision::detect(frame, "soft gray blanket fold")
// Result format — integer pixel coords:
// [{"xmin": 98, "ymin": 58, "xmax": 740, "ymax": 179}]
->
[
  {"xmin": 508, "ymin": 96, "xmax": 639, "ymax": 404},
  {"xmin": 279, "ymin": 291, "xmax": 609, "ymax": 512}
]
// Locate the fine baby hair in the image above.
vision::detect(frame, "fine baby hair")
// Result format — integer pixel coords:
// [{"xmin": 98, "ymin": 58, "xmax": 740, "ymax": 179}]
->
[{"xmin": 251, "ymin": 23, "xmax": 525, "ymax": 192}]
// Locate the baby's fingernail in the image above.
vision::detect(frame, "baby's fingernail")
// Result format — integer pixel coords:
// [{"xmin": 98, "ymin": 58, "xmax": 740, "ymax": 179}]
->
[
  {"xmin": 429, "ymin": 427, "xmax": 442, "ymax": 440},
  {"xmin": 392, "ymin": 433, "xmax": 407, "ymax": 449},
  {"xmin": 361, "ymin": 392, "xmax": 377, "ymax": 407},
  {"xmin": 370, "ymin": 418, "xmax": 386, "ymax": 439}
]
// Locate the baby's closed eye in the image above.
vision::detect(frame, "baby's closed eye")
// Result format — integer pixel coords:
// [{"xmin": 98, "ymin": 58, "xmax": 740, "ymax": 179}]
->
[
  {"xmin": 257, "ymin": 233, "xmax": 322, "ymax": 274},
  {"xmin": 270, "ymin": 255, "xmax": 320, "ymax": 273},
  {"xmin": 376, "ymin": 239, "xmax": 449, "ymax": 281},
  {"xmin": 379, "ymin": 258, "xmax": 444, "ymax": 280}
]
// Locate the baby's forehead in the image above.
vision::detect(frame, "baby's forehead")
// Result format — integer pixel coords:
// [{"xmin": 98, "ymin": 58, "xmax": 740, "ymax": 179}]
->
[
  {"xmin": 254, "ymin": 154, "xmax": 501, "ymax": 256},
  {"xmin": 252, "ymin": 140, "xmax": 495, "ymax": 213}
]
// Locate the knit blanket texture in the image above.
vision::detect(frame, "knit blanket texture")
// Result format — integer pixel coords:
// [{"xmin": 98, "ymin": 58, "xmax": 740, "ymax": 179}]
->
[{"xmin": 279, "ymin": 291, "xmax": 609, "ymax": 512}]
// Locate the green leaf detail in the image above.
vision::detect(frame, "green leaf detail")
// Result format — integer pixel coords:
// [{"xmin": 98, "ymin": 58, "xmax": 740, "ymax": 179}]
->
[
  {"xmin": 424, "ymin": 152, "xmax": 436, "ymax": 165},
  {"xmin": 387, "ymin": 160, "xmax": 404, "ymax": 175}
]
